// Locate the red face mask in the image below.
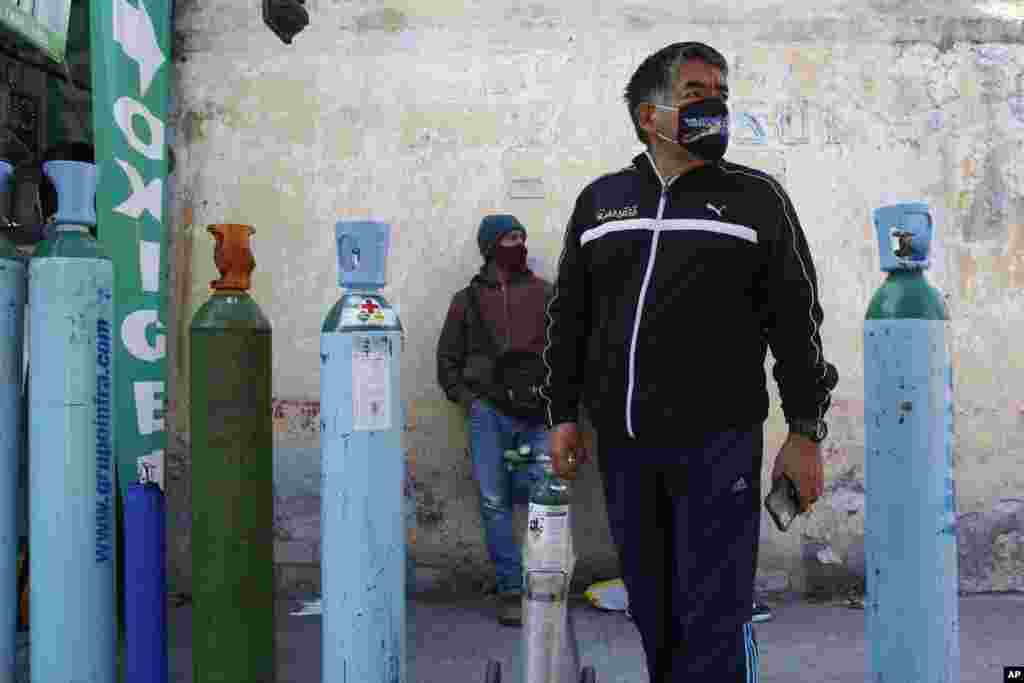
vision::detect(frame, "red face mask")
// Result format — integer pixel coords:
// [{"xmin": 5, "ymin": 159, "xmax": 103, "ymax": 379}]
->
[{"xmin": 494, "ymin": 243, "xmax": 528, "ymax": 272}]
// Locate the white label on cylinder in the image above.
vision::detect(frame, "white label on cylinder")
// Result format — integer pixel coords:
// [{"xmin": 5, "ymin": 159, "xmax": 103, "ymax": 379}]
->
[
  {"xmin": 526, "ymin": 504, "xmax": 571, "ymax": 572},
  {"xmin": 352, "ymin": 335, "xmax": 392, "ymax": 431}
]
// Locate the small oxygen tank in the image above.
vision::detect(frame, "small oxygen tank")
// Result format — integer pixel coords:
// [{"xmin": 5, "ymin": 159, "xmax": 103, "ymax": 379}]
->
[{"xmin": 523, "ymin": 453, "xmax": 575, "ymax": 683}]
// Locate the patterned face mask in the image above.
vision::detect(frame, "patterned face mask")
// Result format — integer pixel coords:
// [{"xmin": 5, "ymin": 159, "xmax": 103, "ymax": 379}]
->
[{"xmin": 654, "ymin": 98, "xmax": 730, "ymax": 162}]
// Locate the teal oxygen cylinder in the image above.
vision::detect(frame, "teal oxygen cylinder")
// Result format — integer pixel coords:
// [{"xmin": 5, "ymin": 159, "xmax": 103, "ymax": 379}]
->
[
  {"xmin": 320, "ymin": 220, "xmax": 406, "ymax": 683},
  {"xmin": 864, "ymin": 202, "xmax": 959, "ymax": 683},
  {"xmin": 0, "ymin": 160, "xmax": 22, "ymax": 683},
  {"xmin": 523, "ymin": 453, "xmax": 576, "ymax": 683},
  {"xmin": 28, "ymin": 160, "xmax": 116, "ymax": 683}
]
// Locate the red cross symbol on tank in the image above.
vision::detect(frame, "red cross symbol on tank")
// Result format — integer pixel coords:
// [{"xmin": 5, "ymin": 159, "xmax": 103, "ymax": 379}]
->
[{"xmin": 357, "ymin": 298, "xmax": 384, "ymax": 322}]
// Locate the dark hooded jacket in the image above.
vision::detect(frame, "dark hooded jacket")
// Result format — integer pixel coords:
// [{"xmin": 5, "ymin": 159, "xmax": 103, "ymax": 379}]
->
[{"xmin": 437, "ymin": 262, "xmax": 553, "ymax": 417}]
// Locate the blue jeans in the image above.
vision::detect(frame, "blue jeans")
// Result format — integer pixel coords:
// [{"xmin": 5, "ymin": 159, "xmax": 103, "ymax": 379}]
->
[{"xmin": 469, "ymin": 399, "xmax": 549, "ymax": 595}]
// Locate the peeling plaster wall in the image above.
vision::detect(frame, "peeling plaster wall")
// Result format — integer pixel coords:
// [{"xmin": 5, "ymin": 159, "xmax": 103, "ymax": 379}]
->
[{"xmin": 167, "ymin": 0, "xmax": 1024, "ymax": 596}]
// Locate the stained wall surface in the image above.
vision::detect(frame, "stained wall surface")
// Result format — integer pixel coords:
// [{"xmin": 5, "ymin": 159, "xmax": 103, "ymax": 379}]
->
[{"xmin": 166, "ymin": 0, "xmax": 1024, "ymax": 595}]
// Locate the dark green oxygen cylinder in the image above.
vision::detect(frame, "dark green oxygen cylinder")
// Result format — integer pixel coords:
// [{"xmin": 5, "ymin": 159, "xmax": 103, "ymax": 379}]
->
[{"xmin": 190, "ymin": 223, "xmax": 274, "ymax": 683}]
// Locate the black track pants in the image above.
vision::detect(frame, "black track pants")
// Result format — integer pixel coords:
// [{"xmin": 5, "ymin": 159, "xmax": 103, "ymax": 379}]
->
[{"xmin": 597, "ymin": 426, "xmax": 764, "ymax": 683}]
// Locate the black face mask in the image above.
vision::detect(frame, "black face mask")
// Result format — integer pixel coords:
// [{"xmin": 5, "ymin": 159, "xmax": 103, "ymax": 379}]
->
[
  {"xmin": 654, "ymin": 98, "xmax": 730, "ymax": 162},
  {"xmin": 493, "ymin": 243, "xmax": 528, "ymax": 272}
]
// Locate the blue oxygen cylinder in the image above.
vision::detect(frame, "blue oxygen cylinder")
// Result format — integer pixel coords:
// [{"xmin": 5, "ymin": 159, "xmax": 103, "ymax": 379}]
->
[
  {"xmin": 124, "ymin": 481, "xmax": 168, "ymax": 683},
  {"xmin": 320, "ymin": 220, "xmax": 406, "ymax": 683},
  {"xmin": 864, "ymin": 202, "xmax": 959, "ymax": 683},
  {"xmin": 28, "ymin": 160, "xmax": 116, "ymax": 683},
  {"xmin": 0, "ymin": 159, "xmax": 23, "ymax": 683}
]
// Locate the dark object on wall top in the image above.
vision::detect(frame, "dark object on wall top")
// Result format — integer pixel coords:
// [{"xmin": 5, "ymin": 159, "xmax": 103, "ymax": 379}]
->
[{"xmin": 263, "ymin": 0, "xmax": 309, "ymax": 45}]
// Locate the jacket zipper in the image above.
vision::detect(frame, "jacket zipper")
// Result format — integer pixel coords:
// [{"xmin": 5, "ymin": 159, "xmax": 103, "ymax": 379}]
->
[
  {"xmin": 625, "ymin": 186, "xmax": 670, "ymax": 439},
  {"xmin": 502, "ymin": 282, "xmax": 510, "ymax": 351}
]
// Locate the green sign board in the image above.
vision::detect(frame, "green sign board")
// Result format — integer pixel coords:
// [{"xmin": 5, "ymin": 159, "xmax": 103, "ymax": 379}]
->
[
  {"xmin": 90, "ymin": 0, "xmax": 170, "ymax": 497},
  {"xmin": 0, "ymin": 0, "xmax": 72, "ymax": 62}
]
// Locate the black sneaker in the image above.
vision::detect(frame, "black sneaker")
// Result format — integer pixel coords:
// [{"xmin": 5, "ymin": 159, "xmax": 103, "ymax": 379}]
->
[{"xmin": 751, "ymin": 601, "xmax": 773, "ymax": 623}]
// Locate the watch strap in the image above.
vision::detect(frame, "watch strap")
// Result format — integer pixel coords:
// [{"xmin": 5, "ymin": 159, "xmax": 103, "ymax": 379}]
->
[{"xmin": 789, "ymin": 417, "xmax": 828, "ymax": 442}]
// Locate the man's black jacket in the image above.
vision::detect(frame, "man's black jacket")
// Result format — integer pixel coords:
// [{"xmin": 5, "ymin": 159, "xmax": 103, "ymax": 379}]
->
[{"xmin": 541, "ymin": 152, "xmax": 838, "ymax": 446}]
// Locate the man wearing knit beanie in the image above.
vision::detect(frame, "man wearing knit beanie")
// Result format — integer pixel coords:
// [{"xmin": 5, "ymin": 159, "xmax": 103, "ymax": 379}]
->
[
  {"xmin": 476, "ymin": 214, "xmax": 527, "ymax": 261},
  {"xmin": 436, "ymin": 213, "xmax": 552, "ymax": 626}
]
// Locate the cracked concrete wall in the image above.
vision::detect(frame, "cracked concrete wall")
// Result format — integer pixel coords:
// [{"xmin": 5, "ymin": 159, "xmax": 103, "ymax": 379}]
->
[{"xmin": 166, "ymin": 0, "xmax": 1024, "ymax": 596}]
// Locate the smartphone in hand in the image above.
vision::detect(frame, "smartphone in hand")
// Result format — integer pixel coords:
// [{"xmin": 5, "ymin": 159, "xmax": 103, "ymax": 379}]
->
[{"xmin": 765, "ymin": 474, "xmax": 801, "ymax": 532}]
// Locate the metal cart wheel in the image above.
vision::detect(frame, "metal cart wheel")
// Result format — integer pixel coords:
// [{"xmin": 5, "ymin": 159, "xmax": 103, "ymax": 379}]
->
[
  {"xmin": 579, "ymin": 665, "xmax": 596, "ymax": 683},
  {"xmin": 484, "ymin": 659, "xmax": 502, "ymax": 683}
]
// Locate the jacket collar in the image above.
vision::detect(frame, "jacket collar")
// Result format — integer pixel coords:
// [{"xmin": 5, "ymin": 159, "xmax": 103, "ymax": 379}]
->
[
  {"xmin": 633, "ymin": 151, "xmax": 663, "ymax": 187},
  {"xmin": 633, "ymin": 150, "xmax": 721, "ymax": 190}
]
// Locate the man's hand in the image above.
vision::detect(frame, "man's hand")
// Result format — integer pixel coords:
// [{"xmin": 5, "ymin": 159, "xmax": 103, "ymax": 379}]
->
[
  {"xmin": 548, "ymin": 422, "xmax": 588, "ymax": 480},
  {"xmin": 771, "ymin": 433, "xmax": 824, "ymax": 513}
]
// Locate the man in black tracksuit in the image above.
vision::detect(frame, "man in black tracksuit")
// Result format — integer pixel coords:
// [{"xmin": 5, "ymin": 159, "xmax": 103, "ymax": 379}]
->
[{"xmin": 542, "ymin": 43, "xmax": 839, "ymax": 682}]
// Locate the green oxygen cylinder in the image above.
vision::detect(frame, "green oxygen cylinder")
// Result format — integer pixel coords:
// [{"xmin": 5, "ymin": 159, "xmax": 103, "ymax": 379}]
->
[{"xmin": 189, "ymin": 224, "xmax": 274, "ymax": 683}]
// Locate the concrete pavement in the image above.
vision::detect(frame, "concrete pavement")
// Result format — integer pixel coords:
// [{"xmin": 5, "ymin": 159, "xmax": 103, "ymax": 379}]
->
[{"xmin": 158, "ymin": 592, "xmax": 1023, "ymax": 682}]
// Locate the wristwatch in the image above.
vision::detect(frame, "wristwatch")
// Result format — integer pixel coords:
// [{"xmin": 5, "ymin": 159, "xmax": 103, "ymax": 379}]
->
[{"xmin": 788, "ymin": 417, "xmax": 828, "ymax": 443}]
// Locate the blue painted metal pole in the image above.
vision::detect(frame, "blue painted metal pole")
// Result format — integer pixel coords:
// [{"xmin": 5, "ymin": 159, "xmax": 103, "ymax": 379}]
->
[
  {"xmin": 124, "ymin": 481, "xmax": 168, "ymax": 683},
  {"xmin": 321, "ymin": 221, "xmax": 406, "ymax": 683},
  {"xmin": 864, "ymin": 202, "xmax": 959, "ymax": 683},
  {"xmin": 0, "ymin": 160, "xmax": 23, "ymax": 683},
  {"xmin": 28, "ymin": 160, "xmax": 116, "ymax": 683}
]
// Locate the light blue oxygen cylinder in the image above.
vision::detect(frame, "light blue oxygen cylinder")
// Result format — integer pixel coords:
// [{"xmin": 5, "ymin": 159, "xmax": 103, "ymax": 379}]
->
[
  {"xmin": 28, "ymin": 161, "xmax": 116, "ymax": 683},
  {"xmin": 864, "ymin": 202, "xmax": 959, "ymax": 683},
  {"xmin": 320, "ymin": 220, "xmax": 406, "ymax": 683},
  {"xmin": 0, "ymin": 160, "xmax": 23, "ymax": 683}
]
